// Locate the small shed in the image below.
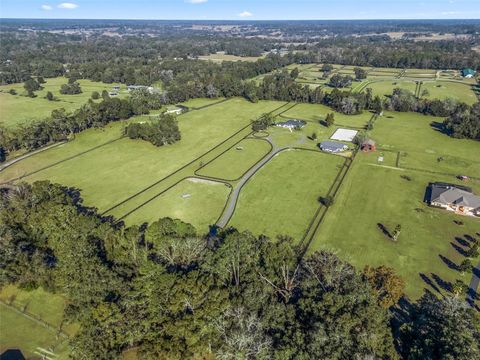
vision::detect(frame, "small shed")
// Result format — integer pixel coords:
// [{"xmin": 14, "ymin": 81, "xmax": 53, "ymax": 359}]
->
[
  {"xmin": 461, "ymin": 68, "xmax": 476, "ymax": 78},
  {"xmin": 361, "ymin": 139, "xmax": 376, "ymax": 152}
]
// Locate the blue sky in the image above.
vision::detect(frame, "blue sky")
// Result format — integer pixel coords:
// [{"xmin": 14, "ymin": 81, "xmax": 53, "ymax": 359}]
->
[{"xmin": 1, "ymin": 0, "xmax": 479, "ymax": 20}]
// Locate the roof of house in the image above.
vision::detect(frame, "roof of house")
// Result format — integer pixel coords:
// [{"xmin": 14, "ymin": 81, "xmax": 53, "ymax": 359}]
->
[
  {"xmin": 427, "ymin": 183, "xmax": 480, "ymax": 209},
  {"xmin": 276, "ymin": 119, "xmax": 306, "ymax": 127},
  {"xmin": 461, "ymin": 68, "xmax": 476, "ymax": 76},
  {"xmin": 319, "ymin": 141, "xmax": 347, "ymax": 152}
]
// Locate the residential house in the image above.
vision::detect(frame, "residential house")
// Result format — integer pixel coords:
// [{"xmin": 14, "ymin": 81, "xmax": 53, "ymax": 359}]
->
[
  {"xmin": 425, "ymin": 182, "xmax": 480, "ymax": 217},
  {"xmin": 319, "ymin": 141, "xmax": 348, "ymax": 153}
]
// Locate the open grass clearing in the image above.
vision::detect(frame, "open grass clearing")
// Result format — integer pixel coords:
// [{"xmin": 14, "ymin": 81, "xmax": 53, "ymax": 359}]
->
[
  {"xmin": 282, "ymin": 103, "xmax": 373, "ymax": 128},
  {"xmin": 310, "ymin": 155, "xmax": 480, "ymax": 301},
  {"xmin": 0, "ymin": 77, "xmax": 127, "ymax": 128},
  {"xmin": 364, "ymin": 80, "xmax": 418, "ymax": 98},
  {"xmin": 197, "ymin": 138, "xmax": 272, "ymax": 180},
  {"xmin": 178, "ymin": 97, "xmax": 226, "ymax": 109},
  {"xmin": 122, "ymin": 178, "xmax": 231, "ymax": 231},
  {"xmin": 197, "ymin": 51, "xmax": 266, "ymax": 62},
  {"xmin": 229, "ymin": 150, "xmax": 344, "ymax": 240},
  {"xmin": 420, "ymin": 81, "xmax": 478, "ymax": 105},
  {"xmin": 0, "ymin": 99, "xmax": 285, "ymax": 214},
  {"xmin": 372, "ymin": 111, "xmax": 480, "ymax": 175}
]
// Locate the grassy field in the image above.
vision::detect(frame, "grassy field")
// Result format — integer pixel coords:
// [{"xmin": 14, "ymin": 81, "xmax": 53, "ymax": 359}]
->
[
  {"xmin": 230, "ymin": 150, "xmax": 344, "ymax": 240},
  {"xmin": 122, "ymin": 178, "xmax": 231, "ymax": 231},
  {"xmin": 309, "ymin": 108, "xmax": 480, "ymax": 300},
  {"xmin": 0, "ymin": 285, "xmax": 74, "ymax": 358},
  {"xmin": 197, "ymin": 51, "xmax": 266, "ymax": 62},
  {"xmin": 372, "ymin": 111, "xmax": 480, "ymax": 176},
  {"xmin": 281, "ymin": 103, "xmax": 374, "ymax": 128},
  {"xmin": 420, "ymin": 81, "xmax": 478, "ymax": 105},
  {"xmin": 0, "ymin": 77, "xmax": 127, "ymax": 128},
  {"xmin": 197, "ymin": 138, "xmax": 272, "ymax": 180},
  {"xmin": 310, "ymin": 155, "xmax": 480, "ymax": 300},
  {"xmin": 0, "ymin": 98, "xmax": 284, "ymax": 212}
]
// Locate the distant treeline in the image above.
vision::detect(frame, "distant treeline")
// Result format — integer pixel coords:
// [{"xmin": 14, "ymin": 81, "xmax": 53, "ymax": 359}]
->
[{"xmin": 1, "ymin": 180, "xmax": 479, "ymax": 359}]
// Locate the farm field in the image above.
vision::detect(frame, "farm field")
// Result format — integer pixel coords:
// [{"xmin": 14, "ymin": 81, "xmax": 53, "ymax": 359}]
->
[
  {"xmin": 310, "ymin": 155, "xmax": 480, "ymax": 300},
  {"xmin": 229, "ymin": 150, "xmax": 345, "ymax": 240},
  {"xmin": 281, "ymin": 102, "xmax": 374, "ymax": 128},
  {"xmin": 198, "ymin": 51, "xmax": 266, "ymax": 62},
  {"xmin": 197, "ymin": 138, "xmax": 272, "ymax": 180},
  {"xmin": 122, "ymin": 178, "xmax": 231, "ymax": 229},
  {"xmin": 0, "ymin": 98, "xmax": 287, "ymax": 216},
  {"xmin": 0, "ymin": 285, "xmax": 74, "ymax": 358},
  {"xmin": 0, "ymin": 77, "xmax": 128, "ymax": 128},
  {"xmin": 309, "ymin": 108, "xmax": 480, "ymax": 300}
]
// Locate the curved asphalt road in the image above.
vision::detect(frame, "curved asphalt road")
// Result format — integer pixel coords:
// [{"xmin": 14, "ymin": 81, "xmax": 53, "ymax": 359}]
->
[
  {"xmin": 216, "ymin": 133, "xmax": 307, "ymax": 228},
  {"xmin": 467, "ymin": 261, "xmax": 480, "ymax": 309}
]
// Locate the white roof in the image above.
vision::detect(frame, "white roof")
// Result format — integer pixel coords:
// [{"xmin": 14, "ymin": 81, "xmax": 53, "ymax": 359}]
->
[{"xmin": 330, "ymin": 128, "xmax": 358, "ymax": 142}]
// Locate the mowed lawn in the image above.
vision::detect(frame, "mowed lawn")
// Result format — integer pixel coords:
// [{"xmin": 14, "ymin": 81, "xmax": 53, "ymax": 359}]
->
[
  {"xmin": 364, "ymin": 80, "xmax": 418, "ymax": 98},
  {"xmin": 310, "ymin": 156, "xmax": 480, "ymax": 300},
  {"xmin": 0, "ymin": 77, "xmax": 127, "ymax": 128},
  {"xmin": 197, "ymin": 138, "xmax": 272, "ymax": 180},
  {"xmin": 372, "ymin": 111, "xmax": 480, "ymax": 177},
  {"xmin": 122, "ymin": 178, "xmax": 231, "ymax": 231},
  {"xmin": 282, "ymin": 103, "xmax": 374, "ymax": 128},
  {"xmin": 0, "ymin": 98, "xmax": 284, "ymax": 212},
  {"xmin": 230, "ymin": 150, "xmax": 344, "ymax": 240}
]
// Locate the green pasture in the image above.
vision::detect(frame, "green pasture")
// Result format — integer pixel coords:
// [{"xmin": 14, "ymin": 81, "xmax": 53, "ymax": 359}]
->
[
  {"xmin": 371, "ymin": 111, "xmax": 480, "ymax": 174},
  {"xmin": 197, "ymin": 138, "xmax": 272, "ymax": 180},
  {"xmin": 0, "ymin": 285, "xmax": 74, "ymax": 358},
  {"xmin": 419, "ymin": 81, "xmax": 478, "ymax": 105},
  {"xmin": 364, "ymin": 80, "xmax": 418, "ymax": 98},
  {"xmin": 310, "ymin": 155, "xmax": 480, "ymax": 300},
  {"xmin": 0, "ymin": 77, "xmax": 127, "ymax": 128},
  {"xmin": 122, "ymin": 178, "xmax": 231, "ymax": 231},
  {"xmin": 0, "ymin": 99, "xmax": 284, "ymax": 213},
  {"xmin": 282, "ymin": 103, "xmax": 374, "ymax": 128},
  {"xmin": 230, "ymin": 150, "xmax": 344, "ymax": 240}
]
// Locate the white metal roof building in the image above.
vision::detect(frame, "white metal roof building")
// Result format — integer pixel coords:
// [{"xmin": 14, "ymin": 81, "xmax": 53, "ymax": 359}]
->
[{"xmin": 330, "ymin": 128, "xmax": 358, "ymax": 142}]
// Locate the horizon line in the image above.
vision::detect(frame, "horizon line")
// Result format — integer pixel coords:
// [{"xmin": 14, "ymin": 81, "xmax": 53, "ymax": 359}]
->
[{"xmin": 1, "ymin": 17, "xmax": 480, "ymax": 21}]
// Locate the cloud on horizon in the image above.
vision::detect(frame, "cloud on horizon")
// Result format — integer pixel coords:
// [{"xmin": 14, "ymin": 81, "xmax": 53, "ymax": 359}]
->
[
  {"xmin": 185, "ymin": 0, "xmax": 208, "ymax": 4},
  {"xmin": 41, "ymin": 4, "xmax": 53, "ymax": 10},
  {"xmin": 238, "ymin": 11, "xmax": 253, "ymax": 18},
  {"xmin": 58, "ymin": 2, "xmax": 79, "ymax": 9}
]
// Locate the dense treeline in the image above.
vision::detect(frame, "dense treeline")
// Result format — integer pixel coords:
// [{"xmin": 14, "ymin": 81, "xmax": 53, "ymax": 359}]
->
[
  {"xmin": 125, "ymin": 113, "xmax": 181, "ymax": 146},
  {"xmin": 0, "ymin": 97, "xmax": 135, "ymax": 153},
  {"xmin": 1, "ymin": 181, "xmax": 479, "ymax": 359}
]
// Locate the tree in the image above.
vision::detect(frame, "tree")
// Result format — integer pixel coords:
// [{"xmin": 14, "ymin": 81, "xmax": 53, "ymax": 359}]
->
[
  {"xmin": 458, "ymin": 258, "xmax": 472, "ymax": 275},
  {"xmin": 392, "ymin": 224, "xmax": 401, "ymax": 241},
  {"xmin": 319, "ymin": 195, "xmax": 334, "ymax": 207},
  {"xmin": 91, "ymin": 91, "xmax": 100, "ymax": 100},
  {"xmin": 401, "ymin": 293, "xmax": 480, "ymax": 359},
  {"xmin": 354, "ymin": 67, "xmax": 368, "ymax": 80},
  {"xmin": 363, "ymin": 265, "xmax": 405, "ymax": 308},
  {"xmin": 102, "ymin": 89, "xmax": 110, "ymax": 100},
  {"xmin": 251, "ymin": 113, "xmax": 275, "ymax": 131},
  {"xmin": 329, "ymin": 74, "xmax": 353, "ymax": 88},
  {"xmin": 452, "ymin": 279, "xmax": 469, "ymax": 298},
  {"xmin": 421, "ymin": 89, "xmax": 430, "ymax": 98},
  {"xmin": 290, "ymin": 67, "xmax": 300, "ymax": 79},
  {"xmin": 325, "ymin": 112, "xmax": 335, "ymax": 127},
  {"xmin": 311, "ymin": 132, "xmax": 317, "ymax": 140},
  {"xmin": 372, "ymin": 95, "xmax": 383, "ymax": 114},
  {"xmin": 45, "ymin": 91, "xmax": 55, "ymax": 101},
  {"xmin": 8, "ymin": 89, "xmax": 16, "ymax": 95},
  {"xmin": 60, "ymin": 82, "xmax": 82, "ymax": 95},
  {"xmin": 37, "ymin": 76, "xmax": 46, "ymax": 84},
  {"xmin": 466, "ymin": 243, "xmax": 479, "ymax": 258}
]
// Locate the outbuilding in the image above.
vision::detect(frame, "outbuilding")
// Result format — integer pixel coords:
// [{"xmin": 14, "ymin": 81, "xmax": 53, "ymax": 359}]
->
[
  {"xmin": 319, "ymin": 141, "xmax": 348, "ymax": 153},
  {"xmin": 361, "ymin": 139, "xmax": 376, "ymax": 152},
  {"xmin": 461, "ymin": 68, "xmax": 476, "ymax": 78}
]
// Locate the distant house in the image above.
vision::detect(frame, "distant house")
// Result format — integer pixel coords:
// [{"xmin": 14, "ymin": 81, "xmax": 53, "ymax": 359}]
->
[
  {"xmin": 319, "ymin": 141, "xmax": 348, "ymax": 153},
  {"xmin": 461, "ymin": 68, "xmax": 476, "ymax": 78},
  {"xmin": 127, "ymin": 85, "xmax": 159, "ymax": 94},
  {"xmin": 275, "ymin": 119, "xmax": 306, "ymax": 129},
  {"xmin": 425, "ymin": 182, "xmax": 480, "ymax": 217},
  {"xmin": 165, "ymin": 105, "xmax": 188, "ymax": 115},
  {"xmin": 361, "ymin": 139, "xmax": 376, "ymax": 152},
  {"xmin": 109, "ymin": 92, "xmax": 118, "ymax": 97},
  {"xmin": 112, "ymin": 85, "xmax": 120, "ymax": 90}
]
